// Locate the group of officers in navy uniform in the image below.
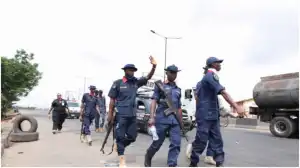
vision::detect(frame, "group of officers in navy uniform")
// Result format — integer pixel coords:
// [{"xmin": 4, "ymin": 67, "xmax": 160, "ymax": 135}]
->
[
  {"xmin": 50, "ymin": 55, "xmax": 244, "ymax": 167},
  {"xmin": 48, "ymin": 89, "xmax": 107, "ymax": 144}
]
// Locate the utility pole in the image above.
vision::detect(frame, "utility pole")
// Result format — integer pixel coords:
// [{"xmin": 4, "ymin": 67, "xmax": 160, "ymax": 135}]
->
[
  {"xmin": 83, "ymin": 77, "xmax": 87, "ymax": 93},
  {"xmin": 78, "ymin": 88, "xmax": 81, "ymax": 100}
]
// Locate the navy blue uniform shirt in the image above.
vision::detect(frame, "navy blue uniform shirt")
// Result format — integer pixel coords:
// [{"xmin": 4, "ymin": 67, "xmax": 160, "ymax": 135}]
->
[
  {"xmin": 196, "ymin": 71, "xmax": 225, "ymax": 120},
  {"xmin": 108, "ymin": 76, "xmax": 148, "ymax": 117},
  {"xmin": 152, "ymin": 82, "xmax": 182, "ymax": 124},
  {"xmin": 81, "ymin": 93, "xmax": 98, "ymax": 117}
]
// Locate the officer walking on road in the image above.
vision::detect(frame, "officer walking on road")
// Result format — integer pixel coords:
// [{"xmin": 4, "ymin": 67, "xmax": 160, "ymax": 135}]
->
[
  {"xmin": 200, "ymin": 67, "xmax": 216, "ymax": 165},
  {"xmin": 48, "ymin": 93, "xmax": 69, "ymax": 134},
  {"xmin": 107, "ymin": 56, "xmax": 157, "ymax": 167},
  {"xmin": 94, "ymin": 90, "xmax": 100, "ymax": 132},
  {"xmin": 95, "ymin": 89, "xmax": 106, "ymax": 133},
  {"xmin": 144, "ymin": 64, "xmax": 183, "ymax": 167},
  {"xmin": 79, "ymin": 85, "xmax": 100, "ymax": 146},
  {"xmin": 189, "ymin": 57, "xmax": 244, "ymax": 167}
]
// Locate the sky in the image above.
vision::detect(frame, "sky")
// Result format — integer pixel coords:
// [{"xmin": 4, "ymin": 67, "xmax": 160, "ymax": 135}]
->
[{"xmin": 0, "ymin": 0, "xmax": 299, "ymax": 108}]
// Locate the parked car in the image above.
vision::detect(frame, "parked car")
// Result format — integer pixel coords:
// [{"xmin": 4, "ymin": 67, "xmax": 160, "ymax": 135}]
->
[{"xmin": 67, "ymin": 100, "xmax": 81, "ymax": 119}]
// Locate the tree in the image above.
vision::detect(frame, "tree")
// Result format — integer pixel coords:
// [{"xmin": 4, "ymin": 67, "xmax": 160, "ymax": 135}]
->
[{"xmin": 1, "ymin": 49, "xmax": 42, "ymax": 116}]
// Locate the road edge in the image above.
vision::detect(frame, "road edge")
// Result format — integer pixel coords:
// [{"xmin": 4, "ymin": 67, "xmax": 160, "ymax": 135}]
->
[{"xmin": 1, "ymin": 112, "xmax": 21, "ymax": 158}]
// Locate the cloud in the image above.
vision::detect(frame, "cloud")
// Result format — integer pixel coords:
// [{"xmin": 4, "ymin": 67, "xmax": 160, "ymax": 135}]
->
[{"xmin": 0, "ymin": 0, "xmax": 298, "ymax": 107}]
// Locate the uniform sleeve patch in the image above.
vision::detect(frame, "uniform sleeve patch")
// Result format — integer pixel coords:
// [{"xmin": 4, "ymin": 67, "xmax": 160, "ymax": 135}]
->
[{"xmin": 213, "ymin": 74, "xmax": 219, "ymax": 81}]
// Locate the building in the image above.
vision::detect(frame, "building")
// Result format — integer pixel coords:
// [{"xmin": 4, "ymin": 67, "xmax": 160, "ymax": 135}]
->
[{"xmin": 231, "ymin": 98, "xmax": 257, "ymax": 118}]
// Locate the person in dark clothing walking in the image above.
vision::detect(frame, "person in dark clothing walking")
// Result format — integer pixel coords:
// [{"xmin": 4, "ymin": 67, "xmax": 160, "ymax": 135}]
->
[
  {"xmin": 48, "ymin": 93, "xmax": 69, "ymax": 134},
  {"xmin": 95, "ymin": 90, "xmax": 106, "ymax": 132}
]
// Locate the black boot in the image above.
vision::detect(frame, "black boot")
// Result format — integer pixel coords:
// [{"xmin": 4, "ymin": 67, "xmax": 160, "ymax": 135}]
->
[
  {"xmin": 189, "ymin": 162, "xmax": 197, "ymax": 167},
  {"xmin": 144, "ymin": 151, "xmax": 153, "ymax": 167},
  {"xmin": 216, "ymin": 162, "xmax": 224, "ymax": 167},
  {"xmin": 168, "ymin": 165, "xmax": 176, "ymax": 167}
]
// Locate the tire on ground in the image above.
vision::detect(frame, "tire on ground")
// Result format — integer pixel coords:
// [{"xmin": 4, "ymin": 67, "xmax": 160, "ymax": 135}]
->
[
  {"xmin": 13, "ymin": 115, "xmax": 38, "ymax": 133},
  {"xmin": 10, "ymin": 132, "xmax": 39, "ymax": 142},
  {"xmin": 270, "ymin": 116, "xmax": 296, "ymax": 138}
]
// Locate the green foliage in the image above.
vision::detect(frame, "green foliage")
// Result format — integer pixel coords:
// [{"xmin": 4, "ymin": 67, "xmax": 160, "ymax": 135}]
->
[{"xmin": 1, "ymin": 49, "xmax": 42, "ymax": 116}]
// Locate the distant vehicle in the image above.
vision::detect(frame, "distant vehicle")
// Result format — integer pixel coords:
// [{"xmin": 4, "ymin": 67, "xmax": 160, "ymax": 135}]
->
[
  {"xmin": 12, "ymin": 106, "xmax": 19, "ymax": 113},
  {"xmin": 67, "ymin": 99, "xmax": 81, "ymax": 119},
  {"xmin": 249, "ymin": 72, "xmax": 299, "ymax": 138}
]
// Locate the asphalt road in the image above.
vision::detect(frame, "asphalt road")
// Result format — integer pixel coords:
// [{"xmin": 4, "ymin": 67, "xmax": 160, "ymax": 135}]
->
[{"xmin": 6, "ymin": 110, "xmax": 300, "ymax": 167}]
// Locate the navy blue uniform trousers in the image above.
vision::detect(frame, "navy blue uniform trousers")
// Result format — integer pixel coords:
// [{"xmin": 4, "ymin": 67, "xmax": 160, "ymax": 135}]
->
[
  {"xmin": 191, "ymin": 119, "xmax": 224, "ymax": 164},
  {"xmin": 147, "ymin": 123, "xmax": 181, "ymax": 166},
  {"xmin": 116, "ymin": 116, "xmax": 137, "ymax": 155}
]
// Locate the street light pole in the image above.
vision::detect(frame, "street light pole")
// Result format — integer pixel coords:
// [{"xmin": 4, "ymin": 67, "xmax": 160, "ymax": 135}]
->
[
  {"xmin": 164, "ymin": 37, "xmax": 167, "ymax": 81},
  {"xmin": 150, "ymin": 30, "xmax": 181, "ymax": 81},
  {"xmin": 83, "ymin": 77, "xmax": 87, "ymax": 93}
]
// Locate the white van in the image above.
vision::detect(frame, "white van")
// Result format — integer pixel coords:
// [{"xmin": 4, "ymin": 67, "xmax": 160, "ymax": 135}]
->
[{"xmin": 67, "ymin": 99, "xmax": 81, "ymax": 119}]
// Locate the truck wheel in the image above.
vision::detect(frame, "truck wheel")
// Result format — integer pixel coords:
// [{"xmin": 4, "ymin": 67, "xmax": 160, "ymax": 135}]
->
[{"xmin": 270, "ymin": 116, "xmax": 296, "ymax": 138}]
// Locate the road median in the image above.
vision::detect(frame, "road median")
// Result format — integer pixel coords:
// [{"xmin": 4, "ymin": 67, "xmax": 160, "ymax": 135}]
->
[{"xmin": 223, "ymin": 118, "xmax": 269, "ymax": 132}]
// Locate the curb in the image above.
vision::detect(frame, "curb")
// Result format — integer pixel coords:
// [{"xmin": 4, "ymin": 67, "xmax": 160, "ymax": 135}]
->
[
  {"xmin": 1, "ymin": 113, "xmax": 20, "ymax": 158},
  {"xmin": 223, "ymin": 118, "xmax": 269, "ymax": 130}
]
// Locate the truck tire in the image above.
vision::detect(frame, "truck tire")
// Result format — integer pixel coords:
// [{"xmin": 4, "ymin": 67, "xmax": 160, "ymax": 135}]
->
[
  {"xmin": 13, "ymin": 115, "xmax": 38, "ymax": 133},
  {"xmin": 10, "ymin": 132, "xmax": 39, "ymax": 142},
  {"xmin": 270, "ymin": 116, "xmax": 296, "ymax": 138}
]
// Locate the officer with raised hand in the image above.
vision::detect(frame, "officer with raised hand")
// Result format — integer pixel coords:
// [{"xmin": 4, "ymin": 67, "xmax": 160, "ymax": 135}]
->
[
  {"xmin": 189, "ymin": 57, "xmax": 244, "ymax": 167},
  {"xmin": 144, "ymin": 64, "xmax": 183, "ymax": 167},
  {"xmin": 107, "ymin": 56, "xmax": 157, "ymax": 167},
  {"xmin": 79, "ymin": 85, "xmax": 100, "ymax": 146}
]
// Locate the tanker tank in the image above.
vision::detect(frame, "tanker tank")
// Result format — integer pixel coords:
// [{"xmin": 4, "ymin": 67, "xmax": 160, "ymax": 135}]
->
[{"xmin": 252, "ymin": 72, "xmax": 299, "ymax": 109}]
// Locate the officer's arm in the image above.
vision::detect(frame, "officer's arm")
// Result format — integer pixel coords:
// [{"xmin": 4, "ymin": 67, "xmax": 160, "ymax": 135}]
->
[
  {"xmin": 137, "ymin": 64, "xmax": 157, "ymax": 87},
  {"xmin": 220, "ymin": 90, "xmax": 239, "ymax": 111},
  {"xmin": 206, "ymin": 74, "xmax": 239, "ymax": 110},
  {"xmin": 178, "ymin": 90, "xmax": 183, "ymax": 120},
  {"xmin": 194, "ymin": 82, "xmax": 201, "ymax": 104},
  {"xmin": 205, "ymin": 73, "xmax": 225, "ymax": 95},
  {"xmin": 137, "ymin": 77, "xmax": 148, "ymax": 88},
  {"xmin": 146, "ymin": 64, "xmax": 156, "ymax": 80},
  {"xmin": 48, "ymin": 100, "xmax": 55, "ymax": 114},
  {"xmin": 65, "ymin": 100, "xmax": 69, "ymax": 112},
  {"xmin": 108, "ymin": 81, "xmax": 118, "ymax": 116},
  {"xmin": 150, "ymin": 85, "xmax": 160, "ymax": 118},
  {"xmin": 96, "ymin": 104, "xmax": 100, "ymax": 114}
]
